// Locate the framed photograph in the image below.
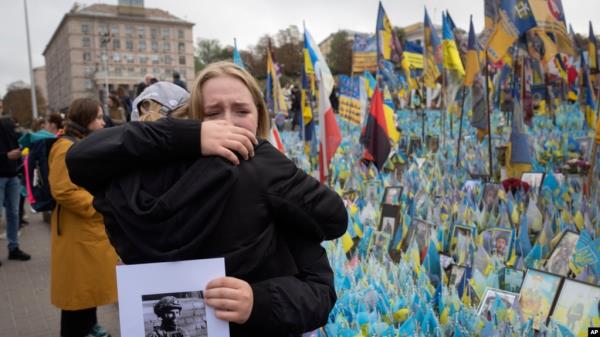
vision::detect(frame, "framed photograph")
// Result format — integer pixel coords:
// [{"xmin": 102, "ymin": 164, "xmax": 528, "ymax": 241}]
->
[
  {"xmin": 545, "ymin": 230, "xmax": 579, "ymax": 276},
  {"xmin": 382, "ymin": 186, "xmax": 403, "ymax": 206},
  {"xmin": 469, "ymin": 171, "xmax": 490, "ymax": 183},
  {"xmin": 401, "ymin": 218, "xmax": 433, "ymax": 257},
  {"xmin": 575, "ymin": 137, "xmax": 593, "ymax": 161},
  {"xmin": 549, "ymin": 279, "xmax": 600, "ymax": 337},
  {"xmin": 477, "ymin": 288, "xmax": 519, "ymax": 317},
  {"xmin": 482, "ymin": 228, "xmax": 513, "ymax": 262},
  {"xmin": 480, "ymin": 183, "xmax": 501, "ymax": 212},
  {"xmin": 379, "ymin": 204, "xmax": 400, "ymax": 238},
  {"xmin": 449, "ymin": 225, "xmax": 475, "ymax": 267},
  {"xmin": 370, "ymin": 231, "xmax": 392, "ymax": 259},
  {"xmin": 439, "ymin": 254, "xmax": 454, "ymax": 270},
  {"xmin": 448, "ymin": 264, "xmax": 467, "ymax": 290},
  {"xmin": 117, "ymin": 258, "xmax": 229, "ymax": 337},
  {"xmin": 500, "ymin": 268, "xmax": 525, "ymax": 293},
  {"xmin": 521, "ymin": 172, "xmax": 545, "ymax": 193},
  {"xmin": 518, "ymin": 268, "xmax": 563, "ymax": 330}
]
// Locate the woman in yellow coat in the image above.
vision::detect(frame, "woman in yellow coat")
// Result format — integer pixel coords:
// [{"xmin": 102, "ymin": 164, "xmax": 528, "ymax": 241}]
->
[{"xmin": 49, "ymin": 98, "xmax": 118, "ymax": 337}]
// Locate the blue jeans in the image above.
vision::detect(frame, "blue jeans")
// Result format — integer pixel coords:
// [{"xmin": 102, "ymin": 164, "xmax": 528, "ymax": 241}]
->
[{"xmin": 0, "ymin": 176, "xmax": 20, "ymax": 250}]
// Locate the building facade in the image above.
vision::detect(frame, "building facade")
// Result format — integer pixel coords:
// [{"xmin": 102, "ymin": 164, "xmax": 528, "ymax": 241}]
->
[{"xmin": 43, "ymin": 2, "xmax": 194, "ymax": 112}]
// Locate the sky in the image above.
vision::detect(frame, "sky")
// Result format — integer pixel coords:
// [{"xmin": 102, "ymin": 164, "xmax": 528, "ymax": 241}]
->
[{"xmin": 1, "ymin": 0, "xmax": 600, "ymax": 98}]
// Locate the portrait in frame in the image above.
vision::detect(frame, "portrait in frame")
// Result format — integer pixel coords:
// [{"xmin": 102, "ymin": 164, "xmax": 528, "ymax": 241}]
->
[
  {"xmin": 549, "ymin": 279, "xmax": 600, "ymax": 337},
  {"xmin": 518, "ymin": 268, "xmax": 563, "ymax": 330}
]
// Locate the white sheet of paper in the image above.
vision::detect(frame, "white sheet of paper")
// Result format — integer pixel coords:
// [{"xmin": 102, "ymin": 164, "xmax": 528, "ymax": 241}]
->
[{"xmin": 117, "ymin": 258, "xmax": 229, "ymax": 337}]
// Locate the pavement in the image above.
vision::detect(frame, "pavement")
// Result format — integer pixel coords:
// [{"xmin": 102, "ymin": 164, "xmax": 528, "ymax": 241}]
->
[{"xmin": 0, "ymin": 212, "xmax": 120, "ymax": 337}]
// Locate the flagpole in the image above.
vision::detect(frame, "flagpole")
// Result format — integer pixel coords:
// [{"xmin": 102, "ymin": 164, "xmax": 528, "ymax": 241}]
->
[
  {"xmin": 456, "ymin": 85, "xmax": 466, "ymax": 167},
  {"xmin": 319, "ymin": 69, "xmax": 328, "ymax": 185},
  {"xmin": 484, "ymin": 51, "xmax": 493, "ymax": 181},
  {"xmin": 588, "ymin": 81, "xmax": 600, "ymax": 196},
  {"xmin": 23, "ymin": 0, "xmax": 38, "ymax": 120}
]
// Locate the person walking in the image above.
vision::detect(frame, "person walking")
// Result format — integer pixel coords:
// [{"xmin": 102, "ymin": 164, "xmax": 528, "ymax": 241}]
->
[
  {"xmin": 48, "ymin": 99, "xmax": 118, "ymax": 337},
  {"xmin": 0, "ymin": 116, "xmax": 31, "ymax": 264}
]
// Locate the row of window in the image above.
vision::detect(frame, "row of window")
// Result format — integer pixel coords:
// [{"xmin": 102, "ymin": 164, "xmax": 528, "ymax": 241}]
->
[
  {"xmin": 82, "ymin": 37, "xmax": 185, "ymax": 53},
  {"xmin": 81, "ymin": 23, "xmax": 185, "ymax": 40},
  {"xmin": 83, "ymin": 51, "xmax": 186, "ymax": 65},
  {"xmin": 83, "ymin": 68, "xmax": 187, "ymax": 90}
]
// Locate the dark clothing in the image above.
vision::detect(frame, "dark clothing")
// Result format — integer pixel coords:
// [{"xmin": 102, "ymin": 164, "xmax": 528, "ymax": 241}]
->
[
  {"xmin": 60, "ymin": 308, "xmax": 97, "ymax": 337},
  {"xmin": 136, "ymin": 82, "xmax": 147, "ymax": 97},
  {"xmin": 173, "ymin": 79, "xmax": 187, "ymax": 91},
  {"xmin": 329, "ymin": 86, "xmax": 339, "ymax": 113},
  {"xmin": 66, "ymin": 118, "xmax": 347, "ymax": 337},
  {"xmin": 0, "ymin": 117, "xmax": 20, "ymax": 177}
]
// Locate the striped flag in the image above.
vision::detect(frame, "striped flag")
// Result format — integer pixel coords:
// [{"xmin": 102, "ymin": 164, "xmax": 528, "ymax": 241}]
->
[
  {"xmin": 268, "ymin": 125, "xmax": 285, "ymax": 153},
  {"xmin": 442, "ymin": 11, "xmax": 465, "ymax": 76},
  {"xmin": 464, "ymin": 15, "xmax": 481, "ymax": 87},
  {"xmin": 361, "ymin": 85, "xmax": 391, "ymax": 169}
]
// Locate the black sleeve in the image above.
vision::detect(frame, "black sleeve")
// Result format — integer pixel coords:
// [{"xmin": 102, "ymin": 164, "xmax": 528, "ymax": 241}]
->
[
  {"xmin": 242, "ymin": 240, "xmax": 336, "ymax": 334},
  {"xmin": 254, "ymin": 142, "xmax": 348, "ymax": 241},
  {"xmin": 66, "ymin": 118, "xmax": 201, "ymax": 194}
]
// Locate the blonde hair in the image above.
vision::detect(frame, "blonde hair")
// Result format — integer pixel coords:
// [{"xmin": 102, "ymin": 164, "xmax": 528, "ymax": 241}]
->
[{"xmin": 190, "ymin": 61, "xmax": 269, "ymax": 139}]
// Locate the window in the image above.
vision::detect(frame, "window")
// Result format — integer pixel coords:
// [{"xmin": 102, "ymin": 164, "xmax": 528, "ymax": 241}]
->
[
  {"xmin": 178, "ymin": 42, "xmax": 185, "ymax": 54},
  {"xmin": 163, "ymin": 41, "xmax": 170, "ymax": 52},
  {"xmin": 115, "ymin": 67, "xmax": 123, "ymax": 76},
  {"xmin": 151, "ymin": 28, "xmax": 158, "ymax": 40},
  {"xmin": 99, "ymin": 23, "xmax": 108, "ymax": 34},
  {"xmin": 179, "ymin": 55, "xmax": 186, "ymax": 65},
  {"xmin": 113, "ymin": 52, "xmax": 121, "ymax": 62},
  {"xmin": 128, "ymin": 67, "xmax": 135, "ymax": 75},
  {"xmin": 81, "ymin": 23, "xmax": 90, "ymax": 34},
  {"xmin": 125, "ymin": 25, "xmax": 133, "ymax": 37},
  {"xmin": 162, "ymin": 28, "xmax": 170, "ymax": 39},
  {"xmin": 82, "ymin": 36, "xmax": 91, "ymax": 48},
  {"xmin": 83, "ymin": 51, "xmax": 91, "ymax": 62},
  {"xmin": 139, "ymin": 54, "xmax": 148, "ymax": 64},
  {"xmin": 151, "ymin": 40, "xmax": 158, "ymax": 52},
  {"xmin": 111, "ymin": 24, "xmax": 119, "ymax": 35},
  {"xmin": 140, "ymin": 67, "xmax": 147, "ymax": 76},
  {"xmin": 180, "ymin": 69, "xmax": 186, "ymax": 78},
  {"xmin": 164, "ymin": 55, "xmax": 172, "ymax": 64},
  {"xmin": 137, "ymin": 26, "xmax": 145, "ymax": 38},
  {"xmin": 85, "ymin": 79, "xmax": 94, "ymax": 90},
  {"xmin": 84, "ymin": 66, "xmax": 93, "ymax": 76},
  {"xmin": 126, "ymin": 40, "xmax": 134, "ymax": 51},
  {"xmin": 178, "ymin": 29, "xmax": 184, "ymax": 39},
  {"xmin": 151, "ymin": 55, "xmax": 159, "ymax": 64},
  {"xmin": 126, "ymin": 53, "xmax": 135, "ymax": 63},
  {"xmin": 138, "ymin": 40, "xmax": 146, "ymax": 51},
  {"xmin": 113, "ymin": 38, "xmax": 121, "ymax": 50},
  {"xmin": 164, "ymin": 68, "xmax": 172, "ymax": 75}
]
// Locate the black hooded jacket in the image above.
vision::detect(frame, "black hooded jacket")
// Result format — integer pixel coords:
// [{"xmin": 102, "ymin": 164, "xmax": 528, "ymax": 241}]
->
[
  {"xmin": 66, "ymin": 118, "xmax": 348, "ymax": 337},
  {"xmin": 0, "ymin": 117, "xmax": 20, "ymax": 177}
]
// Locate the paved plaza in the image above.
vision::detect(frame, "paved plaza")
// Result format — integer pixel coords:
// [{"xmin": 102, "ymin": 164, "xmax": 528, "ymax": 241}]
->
[{"xmin": 0, "ymin": 212, "xmax": 120, "ymax": 337}]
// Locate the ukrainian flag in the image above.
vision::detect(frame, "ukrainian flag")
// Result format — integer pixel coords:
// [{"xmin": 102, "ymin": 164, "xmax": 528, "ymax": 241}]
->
[
  {"xmin": 464, "ymin": 16, "xmax": 480, "ymax": 87},
  {"xmin": 442, "ymin": 12, "xmax": 464, "ymax": 76}
]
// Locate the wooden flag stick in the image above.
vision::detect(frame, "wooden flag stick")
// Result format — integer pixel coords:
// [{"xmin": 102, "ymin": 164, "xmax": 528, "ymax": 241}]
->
[{"xmin": 484, "ymin": 51, "xmax": 493, "ymax": 181}]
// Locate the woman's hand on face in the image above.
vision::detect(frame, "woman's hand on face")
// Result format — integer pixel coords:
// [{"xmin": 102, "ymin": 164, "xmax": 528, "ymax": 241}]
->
[
  {"xmin": 201, "ymin": 120, "xmax": 258, "ymax": 165},
  {"xmin": 205, "ymin": 276, "xmax": 254, "ymax": 324}
]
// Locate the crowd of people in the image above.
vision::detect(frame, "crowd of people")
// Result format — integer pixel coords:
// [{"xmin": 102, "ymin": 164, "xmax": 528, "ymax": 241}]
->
[{"xmin": 0, "ymin": 64, "xmax": 347, "ymax": 337}]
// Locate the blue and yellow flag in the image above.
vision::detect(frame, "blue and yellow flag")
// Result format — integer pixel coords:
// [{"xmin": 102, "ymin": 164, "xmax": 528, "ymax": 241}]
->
[
  {"xmin": 424, "ymin": 8, "xmax": 441, "ymax": 88},
  {"xmin": 265, "ymin": 46, "xmax": 288, "ymax": 116},
  {"xmin": 581, "ymin": 53, "xmax": 597, "ymax": 128},
  {"xmin": 464, "ymin": 15, "xmax": 480, "ymax": 87},
  {"xmin": 589, "ymin": 21, "xmax": 598, "ymax": 74},
  {"xmin": 486, "ymin": 0, "xmax": 537, "ymax": 63},
  {"xmin": 442, "ymin": 11, "xmax": 464, "ymax": 76}
]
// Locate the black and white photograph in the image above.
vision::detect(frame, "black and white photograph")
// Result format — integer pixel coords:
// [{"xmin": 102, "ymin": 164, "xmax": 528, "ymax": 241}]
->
[
  {"xmin": 379, "ymin": 204, "xmax": 400, "ymax": 238},
  {"xmin": 117, "ymin": 258, "xmax": 229, "ymax": 337},
  {"xmin": 142, "ymin": 291, "xmax": 207, "ymax": 337},
  {"xmin": 448, "ymin": 264, "xmax": 466, "ymax": 290},
  {"xmin": 521, "ymin": 172, "xmax": 545, "ymax": 193},
  {"xmin": 401, "ymin": 218, "xmax": 433, "ymax": 255},
  {"xmin": 480, "ymin": 183, "xmax": 501, "ymax": 211},
  {"xmin": 477, "ymin": 288, "xmax": 519, "ymax": 317}
]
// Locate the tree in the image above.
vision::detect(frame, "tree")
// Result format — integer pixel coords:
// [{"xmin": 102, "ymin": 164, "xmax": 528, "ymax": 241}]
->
[
  {"xmin": 194, "ymin": 38, "xmax": 224, "ymax": 72},
  {"xmin": 2, "ymin": 85, "xmax": 47, "ymax": 127},
  {"xmin": 327, "ymin": 30, "xmax": 352, "ymax": 75}
]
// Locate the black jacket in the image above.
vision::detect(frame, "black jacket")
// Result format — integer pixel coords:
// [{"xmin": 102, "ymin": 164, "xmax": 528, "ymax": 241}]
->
[
  {"xmin": 66, "ymin": 118, "xmax": 348, "ymax": 337},
  {"xmin": 0, "ymin": 117, "xmax": 20, "ymax": 177}
]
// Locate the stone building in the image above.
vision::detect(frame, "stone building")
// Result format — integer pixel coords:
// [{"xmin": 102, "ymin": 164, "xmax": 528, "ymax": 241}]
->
[{"xmin": 43, "ymin": 0, "xmax": 194, "ymax": 112}]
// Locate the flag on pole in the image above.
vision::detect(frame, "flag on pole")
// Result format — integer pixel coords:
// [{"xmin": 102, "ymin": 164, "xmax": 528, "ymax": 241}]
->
[
  {"xmin": 317, "ymin": 69, "xmax": 341, "ymax": 182},
  {"xmin": 486, "ymin": 0, "xmax": 537, "ymax": 63},
  {"xmin": 268, "ymin": 125, "xmax": 285, "ymax": 153},
  {"xmin": 232, "ymin": 38, "xmax": 244, "ymax": 69},
  {"xmin": 464, "ymin": 15, "xmax": 481, "ymax": 87},
  {"xmin": 442, "ymin": 11, "xmax": 465, "ymax": 76},
  {"xmin": 265, "ymin": 45, "xmax": 288, "ymax": 116},
  {"xmin": 529, "ymin": 0, "xmax": 574, "ymax": 56},
  {"xmin": 589, "ymin": 21, "xmax": 599, "ymax": 74},
  {"xmin": 304, "ymin": 27, "xmax": 334, "ymax": 95},
  {"xmin": 361, "ymin": 84, "xmax": 391, "ymax": 169},
  {"xmin": 424, "ymin": 8, "xmax": 442, "ymax": 88}
]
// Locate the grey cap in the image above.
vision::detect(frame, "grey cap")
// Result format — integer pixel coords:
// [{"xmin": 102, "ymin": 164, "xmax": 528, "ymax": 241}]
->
[{"xmin": 131, "ymin": 81, "xmax": 189, "ymax": 121}]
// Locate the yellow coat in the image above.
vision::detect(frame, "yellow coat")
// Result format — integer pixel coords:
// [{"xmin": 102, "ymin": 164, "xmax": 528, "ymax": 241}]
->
[{"xmin": 48, "ymin": 137, "xmax": 119, "ymax": 310}]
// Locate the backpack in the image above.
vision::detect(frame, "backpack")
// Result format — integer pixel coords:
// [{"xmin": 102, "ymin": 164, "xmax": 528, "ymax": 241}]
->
[{"xmin": 25, "ymin": 136, "xmax": 76, "ymax": 212}]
